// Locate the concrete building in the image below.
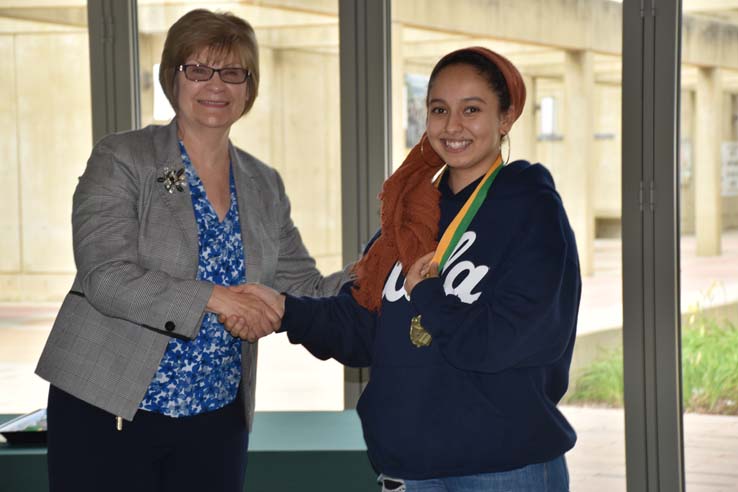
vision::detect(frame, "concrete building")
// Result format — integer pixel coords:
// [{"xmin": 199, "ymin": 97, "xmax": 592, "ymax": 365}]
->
[{"xmin": 1, "ymin": 0, "xmax": 736, "ymax": 299}]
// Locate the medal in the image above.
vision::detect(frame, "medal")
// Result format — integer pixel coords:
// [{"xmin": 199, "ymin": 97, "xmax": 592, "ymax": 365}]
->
[{"xmin": 409, "ymin": 315, "xmax": 432, "ymax": 347}]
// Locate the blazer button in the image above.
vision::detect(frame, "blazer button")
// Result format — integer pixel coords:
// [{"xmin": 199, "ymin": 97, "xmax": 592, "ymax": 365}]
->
[{"xmin": 165, "ymin": 321, "xmax": 176, "ymax": 332}]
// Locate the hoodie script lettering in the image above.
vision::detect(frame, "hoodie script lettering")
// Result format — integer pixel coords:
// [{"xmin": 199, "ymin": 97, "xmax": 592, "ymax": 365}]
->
[{"xmin": 383, "ymin": 231, "xmax": 489, "ymax": 304}]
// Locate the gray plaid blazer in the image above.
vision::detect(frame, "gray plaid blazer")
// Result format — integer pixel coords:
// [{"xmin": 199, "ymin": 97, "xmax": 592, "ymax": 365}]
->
[{"xmin": 35, "ymin": 120, "xmax": 347, "ymax": 427}]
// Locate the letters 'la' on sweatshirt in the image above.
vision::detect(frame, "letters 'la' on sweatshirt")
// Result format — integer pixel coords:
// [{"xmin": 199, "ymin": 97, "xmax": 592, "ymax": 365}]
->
[{"xmin": 281, "ymin": 160, "xmax": 582, "ymax": 480}]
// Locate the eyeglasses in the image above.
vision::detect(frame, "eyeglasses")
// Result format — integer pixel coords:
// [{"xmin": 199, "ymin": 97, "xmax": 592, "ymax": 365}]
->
[{"xmin": 177, "ymin": 64, "xmax": 250, "ymax": 84}]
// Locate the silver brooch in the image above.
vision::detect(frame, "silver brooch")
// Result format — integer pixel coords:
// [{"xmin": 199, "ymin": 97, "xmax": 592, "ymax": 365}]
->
[{"xmin": 157, "ymin": 167, "xmax": 186, "ymax": 193}]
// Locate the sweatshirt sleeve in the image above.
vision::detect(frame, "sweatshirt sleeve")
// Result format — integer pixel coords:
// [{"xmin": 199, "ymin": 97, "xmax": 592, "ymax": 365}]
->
[
  {"xmin": 281, "ymin": 282, "xmax": 376, "ymax": 367},
  {"xmin": 409, "ymin": 194, "xmax": 581, "ymax": 373}
]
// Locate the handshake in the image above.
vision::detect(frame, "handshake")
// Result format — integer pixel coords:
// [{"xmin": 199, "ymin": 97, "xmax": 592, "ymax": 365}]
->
[
  {"xmin": 210, "ymin": 283, "xmax": 285, "ymax": 343},
  {"xmin": 207, "ymin": 252, "xmax": 439, "ymax": 344}
]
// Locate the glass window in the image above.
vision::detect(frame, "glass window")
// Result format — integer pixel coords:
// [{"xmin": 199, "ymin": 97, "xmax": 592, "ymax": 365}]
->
[
  {"xmin": 391, "ymin": 1, "xmax": 626, "ymax": 488},
  {"xmin": 152, "ymin": 63, "xmax": 175, "ymax": 122},
  {"xmin": 539, "ymin": 96, "xmax": 557, "ymax": 136},
  {"xmin": 680, "ymin": 3, "xmax": 738, "ymax": 488},
  {"xmin": 0, "ymin": 2, "xmax": 90, "ymax": 414},
  {"xmin": 137, "ymin": 0, "xmax": 343, "ymax": 411}
]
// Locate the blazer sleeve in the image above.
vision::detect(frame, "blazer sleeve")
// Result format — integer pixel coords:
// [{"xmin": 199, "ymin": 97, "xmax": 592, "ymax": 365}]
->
[
  {"xmin": 72, "ymin": 137, "xmax": 213, "ymax": 340},
  {"xmin": 271, "ymin": 170, "xmax": 350, "ymax": 297},
  {"xmin": 409, "ymin": 194, "xmax": 581, "ymax": 373}
]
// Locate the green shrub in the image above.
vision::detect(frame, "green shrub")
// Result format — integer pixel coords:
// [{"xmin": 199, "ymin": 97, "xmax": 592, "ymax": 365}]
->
[
  {"xmin": 565, "ymin": 346, "xmax": 624, "ymax": 407},
  {"xmin": 565, "ymin": 311, "xmax": 738, "ymax": 415},
  {"xmin": 682, "ymin": 315, "xmax": 738, "ymax": 414}
]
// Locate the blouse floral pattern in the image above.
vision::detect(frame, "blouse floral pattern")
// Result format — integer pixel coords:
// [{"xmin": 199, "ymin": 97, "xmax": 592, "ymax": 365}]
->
[{"xmin": 140, "ymin": 141, "xmax": 245, "ymax": 417}]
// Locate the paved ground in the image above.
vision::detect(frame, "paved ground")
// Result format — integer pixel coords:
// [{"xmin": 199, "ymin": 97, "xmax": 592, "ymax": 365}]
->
[
  {"xmin": 562, "ymin": 406, "xmax": 738, "ymax": 492},
  {"xmin": 579, "ymin": 231, "xmax": 738, "ymax": 335},
  {"xmin": 1, "ymin": 231, "xmax": 737, "ymax": 490}
]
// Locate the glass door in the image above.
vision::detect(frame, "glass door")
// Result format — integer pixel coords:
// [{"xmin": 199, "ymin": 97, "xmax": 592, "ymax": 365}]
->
[
  {"xmin": 0, "ymin": 1, "xmax": 91, "ymax": 415},
  {"xmin": 137, "ymin": 0, "xmax": 344, "ymax": 411},
  {"xmin": 391, "ymin": 1, "xmax": 626, "ymax": 488},
  {"xmin": 679, "ymin": 2, "xmax": 738, "ymax": 489}
]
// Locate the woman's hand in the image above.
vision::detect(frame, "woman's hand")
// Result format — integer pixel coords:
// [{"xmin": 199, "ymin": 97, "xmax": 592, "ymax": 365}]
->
[
  {"xmin": 214, "ymin": 284, "xmax": 286, "ymax": 342},
  {"xmin": 207, "ymin": 285, "xmax": 282, "ymax": 342},
  {"xmin": 404, "ymin": 252, "xmax": 439, "ymax": 297}
]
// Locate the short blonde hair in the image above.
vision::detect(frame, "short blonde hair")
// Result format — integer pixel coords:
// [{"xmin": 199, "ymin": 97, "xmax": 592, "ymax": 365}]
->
[{"xmin": 159, "ymin": 9, "xmax": 260, "ymax": 116}]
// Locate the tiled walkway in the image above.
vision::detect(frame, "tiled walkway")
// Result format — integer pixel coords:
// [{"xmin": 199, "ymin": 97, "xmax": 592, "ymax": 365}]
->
[
  {"xmin": 1, "ymin": 232, "xmax": 737, "ymax": 490},
  {"xmin": 0, "ymin": 304, "xmax": 59, "ymax": 414},
  {"xmin": 579, "ymin": 231, "xmax": 738, "ymax": 335},
  {"xmin": 562, "ymin": 406, "xmax": 738, "ymax": 492}
]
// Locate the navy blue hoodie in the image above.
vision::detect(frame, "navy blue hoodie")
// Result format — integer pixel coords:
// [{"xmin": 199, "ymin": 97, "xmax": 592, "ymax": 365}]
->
[{"xmin": 281, "ymin": 161, "xmax": 581, "ymax": 479}]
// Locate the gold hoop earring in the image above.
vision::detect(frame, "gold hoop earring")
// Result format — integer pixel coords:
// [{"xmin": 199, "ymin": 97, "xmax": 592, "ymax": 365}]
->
[
  {"xmin": 419, "ymin": 133, "xmax": 436, "ymax": 167},
  {"xmin": 502, "ymin": 133, "xmax": 511, "ymax": 164}
]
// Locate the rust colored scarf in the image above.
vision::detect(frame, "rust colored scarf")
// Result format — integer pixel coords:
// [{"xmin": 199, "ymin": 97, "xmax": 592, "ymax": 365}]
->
[
  {"xmin": 351, "ymin": 47, "xmax": 526, "ymax": 312},
  {"xmin": 351, "ymin": 135, "xmax": 444, "ymax": 312}
]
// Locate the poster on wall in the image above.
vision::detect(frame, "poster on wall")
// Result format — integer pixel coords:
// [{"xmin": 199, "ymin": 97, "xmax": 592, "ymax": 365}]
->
[
  {"xmin": 722, "ymin": 142, "xmax": 738, "ymax": 197},
  {"xmin": 405, "ymin": 74, "xmax": 429, "ymax": 148}
]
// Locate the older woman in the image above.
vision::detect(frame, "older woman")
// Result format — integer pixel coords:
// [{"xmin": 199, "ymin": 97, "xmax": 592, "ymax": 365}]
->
[{"xmin": 35, "ymin": 9, "xmax": 346, "ymax": 492}]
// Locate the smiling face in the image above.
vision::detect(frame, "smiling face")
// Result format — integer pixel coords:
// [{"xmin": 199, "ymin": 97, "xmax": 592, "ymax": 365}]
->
[
  {"xmin": 175, "ymin": 48, "xmax": 249, "ymax": 135},
  {"xmin": 426, "ymin": 63, "xmax": 513, "ymax": 190}
]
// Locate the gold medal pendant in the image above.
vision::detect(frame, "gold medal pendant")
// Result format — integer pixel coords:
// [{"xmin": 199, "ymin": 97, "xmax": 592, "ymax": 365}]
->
[{"xmin": 409, "ymin": 315, "xmax": 432, "ymax": 347}]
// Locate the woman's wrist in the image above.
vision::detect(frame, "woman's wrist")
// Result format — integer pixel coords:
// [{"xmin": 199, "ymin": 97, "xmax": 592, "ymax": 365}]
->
[
  {"xmin": 206, "ymin": 284, "xmax": 229, "ymax": 314},
  {"xmin": 276, "ymin": 293, "xmax": 290, "ymax": 333}
]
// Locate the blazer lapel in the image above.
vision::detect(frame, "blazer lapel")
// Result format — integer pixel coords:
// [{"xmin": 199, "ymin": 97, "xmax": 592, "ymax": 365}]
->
[
  {"xmin": 230, "ymin": 145, "xmax": 265, "ymax": 283},
  {"xmin": 150, "ymin": 121, "xmax": 268, "ymax": 283},
  {"xmin": 152, "ymin": 121, "xmax": 199, "ymax": 267}
]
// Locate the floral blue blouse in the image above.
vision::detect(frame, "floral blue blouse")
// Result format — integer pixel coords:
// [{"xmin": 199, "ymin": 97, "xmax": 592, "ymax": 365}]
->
[{"xmin": 140, "ymin": 142, "xmax": 245, "ymax": 417}]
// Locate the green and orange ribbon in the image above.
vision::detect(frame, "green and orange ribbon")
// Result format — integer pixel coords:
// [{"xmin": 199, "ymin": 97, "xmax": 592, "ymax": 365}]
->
[
  {"xmin": 409, "ymin": 154, "xmax": 504, "ymax": 348},
  {"xmin": 431, "ymin": 154, "xmax": 504, "ymax": 272}
]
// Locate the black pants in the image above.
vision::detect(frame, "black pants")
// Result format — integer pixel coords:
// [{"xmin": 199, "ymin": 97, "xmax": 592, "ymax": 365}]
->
[{"xmin": 47, "ymin": 385, "xmax": 249, "ymax": 492}]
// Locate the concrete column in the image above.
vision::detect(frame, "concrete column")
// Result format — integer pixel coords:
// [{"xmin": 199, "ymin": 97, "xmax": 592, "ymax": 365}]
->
[
  {"xmin": 391, "ymin": 21, "xmax": 406, "ymax": 172},
  {"xmin": 0, "ymin": 36, "xmax": 20, "ymax": 274},
  {"xmin": 563, "ymin": 50, "xmax": 595, "ymax": 275},
  {"xmin": 733, "ymin": 94, "xmax": 738, "ymax": 140},
  {"xmin": 269, "ymin": 49, "xmax": 286, "ymax": 170},
  {"xmin": 509, "ymin": 73, "xmax": 536, "ymax": 163},
  {"xmin": 695, "ymin": 66, "xmax": 722, "ymax": 256}
]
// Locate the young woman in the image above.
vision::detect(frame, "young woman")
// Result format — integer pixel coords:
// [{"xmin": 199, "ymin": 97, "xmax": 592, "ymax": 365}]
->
[{"xmin": 231, "ymin": 47, "xmax": 581, "ymax": 491}]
